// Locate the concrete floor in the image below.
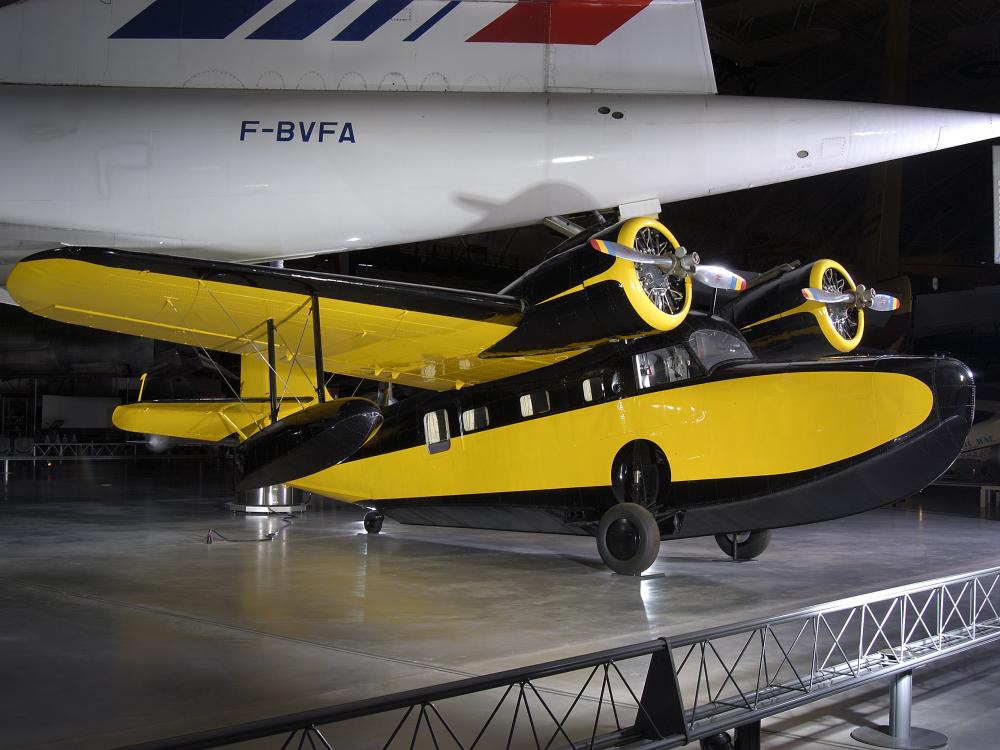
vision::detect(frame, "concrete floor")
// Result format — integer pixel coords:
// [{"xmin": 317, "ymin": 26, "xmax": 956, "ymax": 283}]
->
[{"xmin": 0, "ymin": 461, "xmax": 998, "ymax": 749}]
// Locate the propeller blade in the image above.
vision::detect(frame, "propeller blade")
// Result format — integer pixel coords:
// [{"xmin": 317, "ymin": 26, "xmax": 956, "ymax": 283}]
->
[
  {"xmin": 869, "ymin": 293, "xmax": 901, "ymax": 312},
  {"xmin": 802, "ymin": 287, "xmax": 852, "ymax": 304},
  {"xmin": 590, "ymin": 238, "xmax": 671, "ymax": 266},
  {"xmin": 695, "ymin": 265, "xmax": 747, "ymax": 291}
]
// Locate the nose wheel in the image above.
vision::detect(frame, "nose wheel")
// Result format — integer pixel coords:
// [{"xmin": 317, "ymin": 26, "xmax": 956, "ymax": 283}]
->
[{"xmin": 363, "ymin": 510, "xmax": 384, "ymax": 534}]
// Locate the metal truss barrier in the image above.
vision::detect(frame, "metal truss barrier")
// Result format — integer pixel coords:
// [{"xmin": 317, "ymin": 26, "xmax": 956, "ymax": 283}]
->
[
  {"xmin": 119, "ymin": 565, "xmax": 1000, "ymax": 750},
  {"xmin": 2, "ymin": 442, "xmax": 215, "ymax": 462},
  {"xmin": 31, "ymin": 442, "xmax": 142, "ymax": 459}
]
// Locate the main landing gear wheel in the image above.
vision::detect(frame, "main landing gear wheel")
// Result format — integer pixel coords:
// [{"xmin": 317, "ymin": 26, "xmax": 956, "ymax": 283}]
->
[
  {"xmin": 597, "ymin": 503, "xmax": 661, "ymax": 575},
  {"xmin": 363, "ymin": 510, "xmax": 384, "ymax": 534},
  {"xmin": 714, "ymin": 529, "xmax": 771, "ymax": 561}
]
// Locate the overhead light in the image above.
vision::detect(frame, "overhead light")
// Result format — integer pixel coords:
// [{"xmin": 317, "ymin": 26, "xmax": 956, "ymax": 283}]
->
[
  {"xmin": 345, "ymin": 237, "xmax": 361, "ymax": 242},
  {"xmin": 551, "ymin": 155, "xmax": 593, "ymax": 164}
]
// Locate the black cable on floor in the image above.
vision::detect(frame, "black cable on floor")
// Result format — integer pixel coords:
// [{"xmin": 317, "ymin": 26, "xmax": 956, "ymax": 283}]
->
[{"xmin": 206, "ymin": 510, "xmax": 297, "ymax": 544}]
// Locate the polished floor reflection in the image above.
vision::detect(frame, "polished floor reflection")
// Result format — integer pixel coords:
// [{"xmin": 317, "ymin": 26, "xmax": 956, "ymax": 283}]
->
[{"xmin": 1, "ymin": 461, "xmax": 998, "ymax": 748}]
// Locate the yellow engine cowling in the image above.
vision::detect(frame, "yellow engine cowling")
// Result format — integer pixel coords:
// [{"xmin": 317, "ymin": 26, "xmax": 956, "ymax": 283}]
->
[
  {"xmin": 725, "ymin": 259, "xmax": 865, "ymax": 359},
  {"xmin": 486, "ymin": 218, "xmax": 693, "ymax": 356}
]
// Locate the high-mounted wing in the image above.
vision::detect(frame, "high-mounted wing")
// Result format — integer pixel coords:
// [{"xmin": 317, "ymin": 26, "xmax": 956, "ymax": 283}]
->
[
  {"xmin": 7, "ymin": 218, "xmax": 739, "ymax": 395},
  {"xmin": 6, "ymin": 247, "xmax": 563, "ymax": 392}
]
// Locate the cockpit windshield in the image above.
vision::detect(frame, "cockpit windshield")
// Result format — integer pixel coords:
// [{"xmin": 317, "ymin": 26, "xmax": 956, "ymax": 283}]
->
[{"xmin": 687, "ymin": 329, "xmax": 754, "ymax": 372}]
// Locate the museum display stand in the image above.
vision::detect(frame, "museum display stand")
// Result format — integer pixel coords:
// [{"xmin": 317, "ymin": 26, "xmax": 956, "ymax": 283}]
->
[{"xmin": 226, "ymin": 484, "xmax": 309, "ymax": 514}]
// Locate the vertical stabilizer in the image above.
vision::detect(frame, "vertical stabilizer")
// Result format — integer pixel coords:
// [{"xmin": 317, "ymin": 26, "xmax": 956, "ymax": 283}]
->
[
  {"xmin": 241, "ymin": 355, "xmax": 321, "ymax": 401},
  {"xmin": 0, "ymin": 0, "xmax": 716, "ymax": 93}
]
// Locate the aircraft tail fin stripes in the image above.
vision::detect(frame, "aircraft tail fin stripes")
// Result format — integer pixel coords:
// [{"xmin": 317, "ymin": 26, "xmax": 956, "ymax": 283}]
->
[{"xmin": 0, "ymin": 0, "xmax": 717, "ymax": 94}]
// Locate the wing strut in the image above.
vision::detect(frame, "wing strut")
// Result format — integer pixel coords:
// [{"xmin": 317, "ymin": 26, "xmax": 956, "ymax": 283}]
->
[
  {"xmin": 266, "ymin": 319, "xmax": 279, "ymax": 424},
  {"xmin": 311, "ymin": 294, "xmax": 326, "ymax": 404}
]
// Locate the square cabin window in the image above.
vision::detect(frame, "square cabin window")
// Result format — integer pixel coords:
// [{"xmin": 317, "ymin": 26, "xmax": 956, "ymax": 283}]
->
[
  {"xmin": 582, "ymin": 376, "xmax": 605, "ymax": 403},
  {"xmin": 461, "ymin": 406, "xmax": 490, "ymax": 433},
  {"xmin": 423, "ymin": 409, "xmax": 451, "ymax": 453},
  {"xmin": 635, "ymin": 345, "xmax": 694, "ymax": 390},
  {"xmin": 519, "ymin": 390, "xmax": 550, "ymax": 418}
]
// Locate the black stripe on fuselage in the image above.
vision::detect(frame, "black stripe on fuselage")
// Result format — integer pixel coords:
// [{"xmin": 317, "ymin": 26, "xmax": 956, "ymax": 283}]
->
[
  {"xmin": 376, "ymin": 413, "xmax": 969, "ymax": 539},
  {"xmin": 349, "ymin": 312, "xmax": 954, "ymax": 464},
  {"xmin": 346, "ymin": 315, "xmax": 971, "ymax": 537}
]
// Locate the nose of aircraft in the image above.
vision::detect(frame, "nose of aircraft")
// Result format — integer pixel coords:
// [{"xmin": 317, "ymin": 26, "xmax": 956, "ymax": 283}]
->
[
  {"xmin": 923, "ymin": 356, "xmax": 975, "ymax": 455},
  {"xmin": 931, "ymin": 356, "xmax": 975, "ymax": 428}
]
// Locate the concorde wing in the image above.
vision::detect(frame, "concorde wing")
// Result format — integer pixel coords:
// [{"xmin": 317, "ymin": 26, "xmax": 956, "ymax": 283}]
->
[{"xmin": 5, "ymin": 247, "xmax": 570, "ymax": 392}]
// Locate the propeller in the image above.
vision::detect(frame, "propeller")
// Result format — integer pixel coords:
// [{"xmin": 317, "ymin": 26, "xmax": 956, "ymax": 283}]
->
[
  {"xmin": 801, "ymin": 284, "xmax": 900, "ymax": 312},
  {"xmin": 590, "ymin": 239, "xmax": 747, "ymax": 291}
]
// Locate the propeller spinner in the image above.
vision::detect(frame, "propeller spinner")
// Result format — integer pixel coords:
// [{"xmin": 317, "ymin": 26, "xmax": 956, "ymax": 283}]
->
[
  {"xmin": 801, "ymin": 284, "xmax": 900, "ymax": 312},
  {"xmin": 590, "ymin": 239, "xmax": 747, "ymax": 292}
]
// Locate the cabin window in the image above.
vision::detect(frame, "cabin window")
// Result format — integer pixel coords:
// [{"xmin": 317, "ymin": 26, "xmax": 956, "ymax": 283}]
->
[
  {"xmin": 688, "ymin": 329, "xmax": 753, "ymax": 372},
  {"xmin": 634, "ymin": 345, "xmax": 695, "ymax": 390},
  {"xmin": 461, "ymin": 406, "xmax": 490, "ymax": 433},
  {"xmin": 582, "ymin": 376, "xmax": 605, "ymax": 403},
  {"xmin": 423, "ymin": 409, "xmax": 451, "ymax": 453},
  {"xmin": 610, "ymin": 371, "xmax": 623, "ymax": 395},
  {"xmin": 519, "ymin": 390, "xmax": 550, "ymax": 418}
]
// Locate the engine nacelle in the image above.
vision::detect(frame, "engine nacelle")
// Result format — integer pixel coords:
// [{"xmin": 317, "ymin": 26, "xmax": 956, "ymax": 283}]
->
[
  {"xmin": 486, "ymin": 218, "xmax": 693, "ymax": 356},
  {"xmin": 724, "ymin": 260, "xmax": 864, "ymax": 359},
  {"xmin": 237, "ymin": 398, "xmax": 382, "ymax": 491}
]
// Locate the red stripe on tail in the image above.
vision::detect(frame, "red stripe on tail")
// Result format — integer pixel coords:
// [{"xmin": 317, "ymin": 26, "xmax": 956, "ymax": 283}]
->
[{"xmin": 467, "ymin": 0, "xmax": 651, "ymax": 46}]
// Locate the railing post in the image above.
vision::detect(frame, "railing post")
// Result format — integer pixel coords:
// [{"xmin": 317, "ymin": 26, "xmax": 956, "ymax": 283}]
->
[
  {"xmin": 889, "ymin": 670, "xmax": 912, "ymax": 741},
  {"xmin": 851, "ymin": 670, "xmax": 947, "ymax": 749},
  {"xmin": 636, "ymin": 643, "xmax": 687, "ymax": 741},
  {"xmin": 734, "ymin": 720, "xmax": 761, "ymax": 750}
]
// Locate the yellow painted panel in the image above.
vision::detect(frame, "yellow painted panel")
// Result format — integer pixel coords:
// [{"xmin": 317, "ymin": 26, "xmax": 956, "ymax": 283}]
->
[
  {"xmin": 113, "ymin": 398, "xmax": 317, "ymax": 441},
  {"xmin": 7, "ymin": 256, "xmax": 575, "ymax": 391},
  {"xmin": 290, "ymin": 371, "xmax": 932, "ymax": 502}
]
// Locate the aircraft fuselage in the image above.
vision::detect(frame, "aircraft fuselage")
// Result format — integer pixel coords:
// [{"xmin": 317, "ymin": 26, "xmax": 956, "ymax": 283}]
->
[
  {"xmin": 288, "ymin": 316, "xmax": 974, "ymax": 540},
  {"xmin": 1, "ymin": 85, "xmax": 997, "ymax": 271}
]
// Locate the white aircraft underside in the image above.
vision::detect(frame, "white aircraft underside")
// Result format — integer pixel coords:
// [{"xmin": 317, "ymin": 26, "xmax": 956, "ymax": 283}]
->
[
  {"xmin": 2, "ymin": 86, "xmax": 998, "ymax": 265},
  {"xmin": 0, "ymin": 0, "xmax": 998, "ymax": 281}
]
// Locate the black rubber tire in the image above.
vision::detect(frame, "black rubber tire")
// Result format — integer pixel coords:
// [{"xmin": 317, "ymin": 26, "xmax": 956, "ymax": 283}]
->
[
  {"xmin": 700, "ymin": 732, "xmax": 735, "ymax": 750},
  {"xmin": 714, "ymin": 529, "xmax": 771, "ymax": 561},
  {"xmin": 597, "ymin": 503, "xmax": 661, "ymax": 575},
  {"xmin": 363, "ymin": 510, "xmax": 384, "ymax": 534}
]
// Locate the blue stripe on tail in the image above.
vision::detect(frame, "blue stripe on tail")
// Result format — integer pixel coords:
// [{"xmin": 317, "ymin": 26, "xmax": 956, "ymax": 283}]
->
[
  {"xmin": 404, "ymin": 0, "xmax": 460, "ymax": 42},
  {"xmin": 249, "ymin": 0, "xmax": 354, "ymax": 40},
  {"xmin": 334, "ymin": 0, "xmax": 414, "ymax": 41},
  {"xmin": 111, "ymin": 0, "xmax": 273, "ymax": 39}
]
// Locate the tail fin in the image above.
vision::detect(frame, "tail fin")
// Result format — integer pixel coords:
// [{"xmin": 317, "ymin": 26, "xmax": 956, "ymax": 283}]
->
[
  {"xmin": 240, "ymin": 355, "xmax": 320, "ymax": 402},
  {"xmin": 0, "ymin": 0, "xmax": 715, "ymax": 93}
]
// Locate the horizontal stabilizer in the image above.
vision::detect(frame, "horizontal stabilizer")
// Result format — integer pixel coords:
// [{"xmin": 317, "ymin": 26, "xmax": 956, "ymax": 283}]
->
[{"xmin": 113, "ymin": 399, "xmax": 307, "ymax": 443}]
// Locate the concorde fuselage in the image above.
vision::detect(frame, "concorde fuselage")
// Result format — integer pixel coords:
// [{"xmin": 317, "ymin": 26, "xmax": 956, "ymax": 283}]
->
[{"xmin": 1, "ymin": 84, "xmax": 998, "ymax": 265}]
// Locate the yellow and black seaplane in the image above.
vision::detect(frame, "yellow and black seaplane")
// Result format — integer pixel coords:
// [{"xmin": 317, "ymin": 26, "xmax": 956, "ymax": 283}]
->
[{"xmin": 7, "ymin": 218, "xmax": 974, "ymax": 574}]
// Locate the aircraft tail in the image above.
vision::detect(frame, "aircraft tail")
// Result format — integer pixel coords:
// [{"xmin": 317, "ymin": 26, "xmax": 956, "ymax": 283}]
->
[
  {"xmin": 0, "ymin": 0, "xmax": 716, "ymax": 94},
  {"xmin": 112, "ymin": 354, "xmax": 322, "ymax": 443}
]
